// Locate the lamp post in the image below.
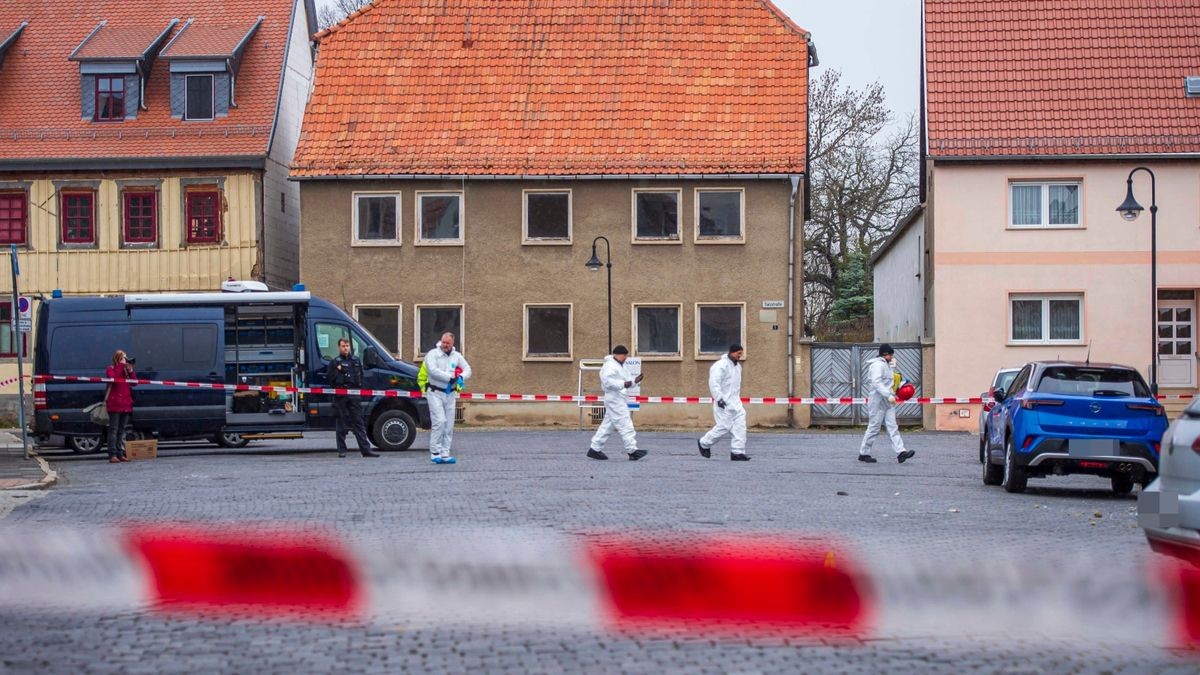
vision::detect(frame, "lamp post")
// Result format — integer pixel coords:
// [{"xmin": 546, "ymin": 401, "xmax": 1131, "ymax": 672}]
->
[
  {"xmin": 585, "ymin": 235, "xmax": 613, "ymax": 353},
  {"xmin": 1116, "ymin": 166, "xmax": 1158, "ymax": 393}
]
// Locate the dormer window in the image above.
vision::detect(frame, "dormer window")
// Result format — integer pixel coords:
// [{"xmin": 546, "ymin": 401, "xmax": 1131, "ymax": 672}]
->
[
  {"xmin": 95, "ymin": 76, "xmax": 126, "ymax": 121},
  {"xmin": 160, "ymin": 17, "xmax": 263, "ymax": 122},
  {"xmin": 69, "ymin": 19, "xmax": 177, "ymax": 123}
]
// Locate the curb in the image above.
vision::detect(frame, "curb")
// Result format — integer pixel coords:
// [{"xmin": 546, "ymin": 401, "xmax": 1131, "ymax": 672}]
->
[{"xmin": 0, "ymin": 446, "xmax": 57, "ymax": 491}]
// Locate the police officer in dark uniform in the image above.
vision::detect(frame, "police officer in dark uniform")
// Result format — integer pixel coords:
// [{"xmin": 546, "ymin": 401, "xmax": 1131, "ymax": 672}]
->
[{"xmin": 328, "ymin": 337, "xmax": 379, "ymax": 458}]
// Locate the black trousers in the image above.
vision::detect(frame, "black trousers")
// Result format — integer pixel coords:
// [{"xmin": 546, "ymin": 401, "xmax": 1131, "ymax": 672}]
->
[
  {"xmin": 107, "ymin": 412, "xmax": 129, "ymax": 459},
  {"xmin": 334, "ymin": 396, "xmax": 371, "ymax": 453}
]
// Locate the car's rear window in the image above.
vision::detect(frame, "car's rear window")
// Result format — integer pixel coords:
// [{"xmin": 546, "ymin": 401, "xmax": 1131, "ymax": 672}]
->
[
  {"xmin": 995, "ymin": 370, "xmax": 1018, "ymax": 391},
  {"xmin": 1035, "ymin": 367, "xmax": 1151, "ymax": 397}
]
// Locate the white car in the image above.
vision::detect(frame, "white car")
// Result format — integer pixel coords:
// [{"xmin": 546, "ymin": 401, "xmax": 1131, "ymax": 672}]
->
[
  {"xmin": 1139, "ymin": 399, "xmax": 1200, "ymax": 563},
  {"xmin": 978, "ymin": 367, "xmax": 1020, "ymax": 463}
]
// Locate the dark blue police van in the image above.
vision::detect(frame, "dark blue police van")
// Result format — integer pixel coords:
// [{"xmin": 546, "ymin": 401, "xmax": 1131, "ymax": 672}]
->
[{"xmin": 33, "ymin": 287, "xmax": 430, "ymax": 453}]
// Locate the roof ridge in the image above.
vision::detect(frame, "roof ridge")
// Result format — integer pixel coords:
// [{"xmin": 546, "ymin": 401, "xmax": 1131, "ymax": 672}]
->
[
  {"xmin": 313, "ymin": 0, "xmax": 380, "ymax": 42},
  {"xmin": 756, "ymin": 0, "xmax": 808, "ymax": 38}
]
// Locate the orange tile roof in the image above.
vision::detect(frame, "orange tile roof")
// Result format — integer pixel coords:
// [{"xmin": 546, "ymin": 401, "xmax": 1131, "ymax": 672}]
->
[
  {"xmin": 292, "ymin": 0, "xmax": 810, "ymax": 178},
  {"xmin": 0, "ymin": 1, "xmax": 298, "ymax": 164},
  {"xmin": 159, "ymin": 20, "xmax": 262, "ymax": 59},
  {"xmin": 70, "ymin": 22, "xmax": 175, "ymax": 61},
  {"xmin": 926, "ymin": 0, "xmax": 1200, "ymax": 158}
]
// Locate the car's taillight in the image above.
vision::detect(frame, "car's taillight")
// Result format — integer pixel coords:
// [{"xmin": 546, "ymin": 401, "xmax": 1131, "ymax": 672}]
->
[
  {"xmin": 33, "ymin": 381, "xmax": 46, "ymax": 410},
  {"xmin": 983, "ymin": 402, "xmax": 995, "ymax": 412},
  {"xmin": 1127, "ymin": 403, "xmax": 1166, "ymax": 416},
  {"xmin": 1191, "ymin": 437, "xmax": 1200, "ymax": 455},
  {"xmin": 1021, "ymin": 399, "xmax": 1064, "ymax": 409}
]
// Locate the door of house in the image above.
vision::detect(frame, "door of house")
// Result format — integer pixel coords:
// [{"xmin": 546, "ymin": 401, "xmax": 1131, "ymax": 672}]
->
[{"xmin": 1158, "ymin": 293, "xmax": 1196, "ymax": 389}]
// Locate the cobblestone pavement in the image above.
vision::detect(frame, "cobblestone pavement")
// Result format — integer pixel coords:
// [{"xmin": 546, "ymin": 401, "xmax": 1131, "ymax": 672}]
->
[{"xmin": 2, "ymin": 429, "xmax": 1197, "ymax": 673}]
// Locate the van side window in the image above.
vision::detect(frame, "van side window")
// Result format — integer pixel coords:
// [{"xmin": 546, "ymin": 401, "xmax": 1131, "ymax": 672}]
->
[
  {"xmin": 315, "ymin": 323, "xmax": 366, "ymax": 362},
  {"xmin": 49, "ymin": 325, "xmax": 131, "ymax": 372},
  {"xmin": 131, "ymin": 324, "xmax": 218, "ymax": 372}
]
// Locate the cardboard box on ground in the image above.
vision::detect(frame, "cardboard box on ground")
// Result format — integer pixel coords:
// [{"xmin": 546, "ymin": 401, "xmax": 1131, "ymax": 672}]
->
[{"xmin": 124, "ymin": 439, "xmax": 158, "ymax": 460}]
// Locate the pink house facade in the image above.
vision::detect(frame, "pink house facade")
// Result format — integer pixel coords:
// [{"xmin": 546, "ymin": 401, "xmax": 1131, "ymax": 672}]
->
[{"xmin": 874, "ymin": 1, "xmax": 1200, "ymax": 431}]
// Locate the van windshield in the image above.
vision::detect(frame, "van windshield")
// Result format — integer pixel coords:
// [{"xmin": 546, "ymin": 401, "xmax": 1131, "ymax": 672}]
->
[
  {"xmin": 314, "ymin": 322, "xmax": 391, "ymax": 363},
  {"xmin": 1035, "ymin": 367, "xmax": 1150, "ymax": 398}
]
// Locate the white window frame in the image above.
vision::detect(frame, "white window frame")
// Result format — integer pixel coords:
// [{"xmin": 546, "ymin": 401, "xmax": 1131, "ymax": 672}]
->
[
  {"xmin": 415, "ymin": 191, "xmax": 464, "ymax": 246},
  {"xmin": 631, "ymin": 303, "xmax": 683, "ymax": 361},
  {"xmin": 631, "ymin": 188, "xmax": 683, "ymax": 244},
  {"xmin": 183, "ymin": 74, "xmax": 215, "ymax": 122},
  {"xmin": 694, "ymin": 302, "xmax": 747, "ymax": 360},
  {"xmin": 522, "ymin": 303, "xmax": 573, "ymax": 361},
  {"xmin": 1008, "ymin": 293, "xmax": 1084, "ymax": 345},
  {"xmin": 522, "ymin": 189, "xmax": 572, "ymax": 245},
  {"xmin": 352, "ymin": 304, "xmax": 402, "ymax": 356},
  {"xmin": 694, "ymin": 188, "xmax": 746, "ymax": 244},
  {"xmin": 351, "ymin": 192, "xmax": 402, "ymax": 247},
  {"xmin": 413, "ymin": 303, "xmax": 465, "ymax": 359},
  {"xmin": 1008, "ymin": 180, "xmax": 1083, "ymax": 229}
]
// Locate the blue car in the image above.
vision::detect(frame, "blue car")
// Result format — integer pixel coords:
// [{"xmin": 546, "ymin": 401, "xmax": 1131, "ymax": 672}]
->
[{"xmin": 983, "ymin": 361, "xmax": 1167, "ymax": 495}]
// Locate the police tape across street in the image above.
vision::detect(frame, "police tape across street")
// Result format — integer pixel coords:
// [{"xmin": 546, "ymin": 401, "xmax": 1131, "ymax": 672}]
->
[
  {"xmin": 31, "ymin": 374, "xmax": 1196, "ymax": 406},
  {"xmin": 0, "ymin": 523, "xmax": 1198, "ymax": 651}
]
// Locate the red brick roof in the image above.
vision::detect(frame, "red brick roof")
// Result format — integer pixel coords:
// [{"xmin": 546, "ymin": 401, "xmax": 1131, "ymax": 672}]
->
[
  {"xmin": 292, "ymin": 0, "xmax": 810, "ymax": 178},
  {"xmin": 0, "ymin": 1, "xmax": 298, "ymax": 164},
  {"xmin": 926, "ymin": 0, "xmax": 1200, "ymax": 158},
  {"xmin": 70, "ymin": 22, "xmax": 174, "ymax": 61},
  {"xmin": 159, "ymin": 20, "xmax": 262, "ymax": 59}
]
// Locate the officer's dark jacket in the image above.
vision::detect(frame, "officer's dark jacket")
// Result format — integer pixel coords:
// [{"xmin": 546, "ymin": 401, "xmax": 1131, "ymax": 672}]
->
[{"xmin": 327, "ymin": 354, "xmax": 365, "ymax": 388}]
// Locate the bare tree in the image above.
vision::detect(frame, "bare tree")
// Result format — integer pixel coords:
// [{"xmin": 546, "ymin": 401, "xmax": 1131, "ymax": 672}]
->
[
  {"xmin": 316, "ymin": 0, "xmax": 373, "ymax": 30},
  {"xmin": 804, "ymin": 69, "xmax": 919, "ymax": 340}
]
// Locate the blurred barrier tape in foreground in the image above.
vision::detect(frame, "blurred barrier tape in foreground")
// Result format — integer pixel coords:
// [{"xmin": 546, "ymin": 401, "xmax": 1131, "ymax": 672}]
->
[
  {"xmin": 33, "ymin": 375, "xmax": 1196, "ymax": 405},
  {"xmin": 0, "ymin": 525, "xmax": 1198, "ymax": 649}
]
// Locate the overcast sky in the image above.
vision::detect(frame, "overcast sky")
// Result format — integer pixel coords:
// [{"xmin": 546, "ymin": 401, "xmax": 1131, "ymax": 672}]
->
[
  {"xmin": 317, "ymin": 0, "xmax": 922, "ymax": 120},
  {"xmin": 775, "ymin": 0, "xmax": 921, "ymax": 120}
]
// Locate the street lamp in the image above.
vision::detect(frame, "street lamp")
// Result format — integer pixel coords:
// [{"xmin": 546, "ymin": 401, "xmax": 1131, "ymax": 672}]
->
[
  {"xmin": 1115, "ymin": 166, "xmax": 1158, "ymax": 393},
  {"xmin": 585, "ymin": 235, "xmax": 613, "ymax": 353}
]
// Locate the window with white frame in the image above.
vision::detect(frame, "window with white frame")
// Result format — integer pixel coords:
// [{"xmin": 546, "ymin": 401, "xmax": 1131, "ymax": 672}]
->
[
  {"xmin": 416, "ymin": 192, "xmax": 463, "ymax": 243},
  {"xmin": 633, "ymin": 189, "xmax": 681, "ymax": 241},
  {"xmin": 415, "ymin": 305, "xmax": 463, "ymax": 357},
  {"xmin": 696, "ymin": 189, "xmax": 744, "ymax": 241},
  {"xmin": 633, "ymin": 304, "xmax": 682, "ymax": 358},
  {"xmin": 696, "ymin": 304, "xmax": 745, "ymax": 357},
  {"xmin": 1010, "ymin": 294, "xmax": 1083, "ymax": 343},
  {"xmin": 1009, "ymin": 181, "xmax": 1081, "ymax": 228},
  {"xmin": 354, "ymin": 305, "xmax": 401, "ymax": 355},
  {"xmin": 523, "ymin": 191, "xmax": 571, "ymax": 242},
  {"xmin": 353, "ymin": 193, "xmax": 401, "ymax": 245},
  {"xmin": 524, "ymin": 304, "xmax": 572, "ymax": 359}
]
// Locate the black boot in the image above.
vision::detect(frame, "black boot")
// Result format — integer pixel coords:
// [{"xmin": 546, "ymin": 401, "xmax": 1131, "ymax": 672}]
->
[
  {"xmin": 697, "ymin": 439, "xmax": 711, "ymax": 458},
  {"xmin": 587, "ymin": 448, "xmax": 609, "ymax": 460},
  {"xmin": 361, "ymin": 449, "xmax": 380, "ymax": 458}
]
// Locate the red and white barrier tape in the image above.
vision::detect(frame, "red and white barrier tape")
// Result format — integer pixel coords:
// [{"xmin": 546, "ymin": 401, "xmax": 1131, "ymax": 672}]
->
[
  {"xmin": 0, "ymin": 524, "xmax": 1198, "ymax": 648},
  {"xmin": 35, "ymin": 374, "xmax": 1186, "ymax": 406},
  {"xmin": 0, "ymin": 374, "xmax": 25, "ymax": 390}
]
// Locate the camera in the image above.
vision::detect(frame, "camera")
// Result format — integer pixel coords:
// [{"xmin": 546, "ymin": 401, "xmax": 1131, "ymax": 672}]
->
[{"xmin": 126, "ymin": 356, "xmax": 136, "ymax": 365}]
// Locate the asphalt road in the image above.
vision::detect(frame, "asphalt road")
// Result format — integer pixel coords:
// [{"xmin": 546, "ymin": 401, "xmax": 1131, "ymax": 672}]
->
[{"xmin": 1, "ymin": 429, "xmax": 1196, "ymax": 674}]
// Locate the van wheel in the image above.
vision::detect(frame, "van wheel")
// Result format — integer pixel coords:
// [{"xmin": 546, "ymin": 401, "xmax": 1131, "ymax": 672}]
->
[
  {"xmin": 125, "ymin": 429, "xmax": 146, "ymax": 441},
  {"xmin": 371, "ymin": 409, "xmax": 416, "ymax": 451},
  {"xmin": 1111, "ymin": 475, "xmax": 1134, "ymax": 496},
  {"xmin": 211, "ymin": 432, "xmax": 250, "ymax": 448},
  {"xmin": 68, "ymin": 435, "xmax": 103, "ymax": 454},
  {"xmin": 1002, "ymin": 436, "xmax": 1027, "ymax": 494}
]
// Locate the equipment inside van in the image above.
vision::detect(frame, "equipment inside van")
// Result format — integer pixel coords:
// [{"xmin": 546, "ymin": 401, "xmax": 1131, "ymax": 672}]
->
[{"xmin": 34, "ymin": 288, "xmax": 430, "ymax": 454}]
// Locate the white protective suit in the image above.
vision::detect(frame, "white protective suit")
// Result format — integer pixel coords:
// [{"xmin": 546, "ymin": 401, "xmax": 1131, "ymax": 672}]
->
[
  {"xmin": 859, "ymin": 356, "xmax": 906, "ymax": 456},
  {"xmin": 423, "ymin": 344, "xmax": 473, "ymax": 459},
  {"xmin": 700, "ymin": 354, "xmax": 746, "ymax": 454},
  {"xmin": 589, "ymin": 355, "xmax": 639, "ymax": 453}
]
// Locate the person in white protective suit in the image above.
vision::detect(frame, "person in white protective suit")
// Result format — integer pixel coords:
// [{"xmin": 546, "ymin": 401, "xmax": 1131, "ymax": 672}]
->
[
  {"xmin": 858, "ymin": 343, "xmax": 915, "ymax": 464},
  {"xmin": 587, "ymin": 345, "xmax": 647, "ymax": 461},
  {"xmin": 423, "ymin": 332, "xmax": 472, "ymax": 465},
  {"xmin": 698, "ymin": 344, "xmax": 750, "ymax": 461}
]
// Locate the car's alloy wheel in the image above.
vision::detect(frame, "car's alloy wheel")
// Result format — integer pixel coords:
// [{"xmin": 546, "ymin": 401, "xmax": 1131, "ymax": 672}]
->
[
  {"xmin": 68, "ymin": 435, "xmax": 102, "ymax": 454},
  {"xmin": 982, "ymin": 438, "xmax": 1003, "ymax": 486},
  {"xmin": 1002, "ymin": 436, "xmax": 1027, "ymax": 494}
]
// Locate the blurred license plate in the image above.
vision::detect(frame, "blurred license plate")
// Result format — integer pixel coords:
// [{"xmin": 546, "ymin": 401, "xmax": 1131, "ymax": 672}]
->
[{"xmin": 1068, "ymin": 439, "xmax": 1119, "ymax": 457}]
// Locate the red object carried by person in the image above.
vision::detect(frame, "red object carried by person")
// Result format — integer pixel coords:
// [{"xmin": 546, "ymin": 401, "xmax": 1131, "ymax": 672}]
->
[{"xmin": 896, "ymin": 382, "xmax": 916, "ymax": 402}]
